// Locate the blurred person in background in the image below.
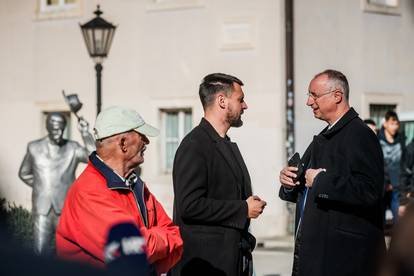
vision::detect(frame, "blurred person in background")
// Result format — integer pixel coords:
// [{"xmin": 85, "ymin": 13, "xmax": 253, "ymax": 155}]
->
[
  {"xmin": 364, "ymin": 118, "xmax": 378, "ymax": 135},
  {"xmin": 380, "ymin": 202, "xmax": 414, "ymax": 276},
  {"xmin": 398, "ymin": 138, "xmax": 414, "ymax": 217},
  {"xmin": 379, "ymin": 111, "xmax": 405, "ymax": 225}
]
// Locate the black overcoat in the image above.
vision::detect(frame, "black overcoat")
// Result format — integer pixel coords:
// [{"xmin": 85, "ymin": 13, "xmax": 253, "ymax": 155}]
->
[
  {"xmin": 172, "ymin": 118, "xmax": 253, "ymax": 276},
  {"xmin": 280, "ymin": 108, "xmax": 386, "ymax": 276}
]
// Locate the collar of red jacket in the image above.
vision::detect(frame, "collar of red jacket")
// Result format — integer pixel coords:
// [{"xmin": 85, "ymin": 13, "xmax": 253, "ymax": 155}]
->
[{"xmin": 89, "ymin": 151, "xmax": 135, "ymax": 189}]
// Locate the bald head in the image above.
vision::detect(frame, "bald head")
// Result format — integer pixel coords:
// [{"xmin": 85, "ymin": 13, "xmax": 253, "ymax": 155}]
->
[{"xmin": 307, "ymin": 70, "xmax": 350, "ymax": 125}]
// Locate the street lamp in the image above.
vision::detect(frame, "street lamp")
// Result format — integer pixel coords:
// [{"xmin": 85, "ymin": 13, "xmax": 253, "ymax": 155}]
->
[{"xmin": 80, "ymin": 5, "xmax": 116, "ymax": 115}]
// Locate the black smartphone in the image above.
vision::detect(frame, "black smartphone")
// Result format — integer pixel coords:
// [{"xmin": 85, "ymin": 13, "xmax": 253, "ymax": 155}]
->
[{"xmin": 288, "ymin": 152, "xmax": 304, "ymax": 181}]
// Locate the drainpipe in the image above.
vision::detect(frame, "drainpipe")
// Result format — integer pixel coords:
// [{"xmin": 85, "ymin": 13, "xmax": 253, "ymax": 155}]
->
[
  {"xmin": 285, "ymin": 0, "xmax": 295, "ymax": 235},
  {"xmin": 285, "ymin": 0, "xmax": 295, "ymax": 160}
]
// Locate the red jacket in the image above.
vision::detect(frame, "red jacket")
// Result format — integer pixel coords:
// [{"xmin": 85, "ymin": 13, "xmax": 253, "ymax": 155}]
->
[{"xmin": 56, "ymin": 154, "xmax": 183, "ymax": 274}]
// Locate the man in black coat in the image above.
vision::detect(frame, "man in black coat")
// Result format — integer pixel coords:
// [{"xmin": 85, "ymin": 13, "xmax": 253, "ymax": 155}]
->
[
  {"xmin": 172, "ymin": 73, "xmax": 267, "ymax": 276},
  {"xmin": 399, "ymin": 139, "xmax": 414, "ymax": 214},
  {"xmin": 279, "ymin": 69, "xmax": 385, "ymax": 276}
]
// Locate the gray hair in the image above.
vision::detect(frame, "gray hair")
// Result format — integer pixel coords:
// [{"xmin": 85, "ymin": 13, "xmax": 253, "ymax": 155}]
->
[{"xmin": 314, "ymin": 69, "xmax": 349, "ymax": 101}]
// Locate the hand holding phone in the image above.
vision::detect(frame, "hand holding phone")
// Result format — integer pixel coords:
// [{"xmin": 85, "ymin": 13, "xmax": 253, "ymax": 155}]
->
[{"xmin": 287, "ymin": 152, "xmax": 304, "ymax": 182}]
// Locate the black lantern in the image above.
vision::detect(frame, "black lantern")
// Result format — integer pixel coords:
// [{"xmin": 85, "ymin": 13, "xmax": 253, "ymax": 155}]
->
[{"xmin": 80, "ymin": 5, "xmax": 116, "ymax": 115}]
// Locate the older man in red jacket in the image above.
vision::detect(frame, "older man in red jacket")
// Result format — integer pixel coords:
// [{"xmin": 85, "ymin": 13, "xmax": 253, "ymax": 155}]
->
[{"xmin": 56, "ymin": 106, "xmax": 183, "ymax": 275}]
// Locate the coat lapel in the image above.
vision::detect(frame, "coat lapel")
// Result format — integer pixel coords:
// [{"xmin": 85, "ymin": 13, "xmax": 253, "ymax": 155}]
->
[
  {"xmin": 229, "ymin": 142, "xmax": 252, "ymax": 197},
  {"xmin": 310, "ymin": 135, "xmax": 326, "ymax": 168},
  {"xmin": 216, "ymin": 141, "xmax": 243, "ymax": 185},
  {"xmin": 199, "ymin": 118, "xmax": 244, "ymax": 193},
  {"xmin": 322, "ymin": 108, "xmax": 359, "ymax": 138},
  {"xmin": 310, "ymin": 108, "xmax": 359, "ymax": 168}
]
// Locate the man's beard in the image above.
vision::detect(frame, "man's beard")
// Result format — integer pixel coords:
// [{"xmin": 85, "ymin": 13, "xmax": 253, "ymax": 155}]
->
[{"xmin": 227, "ymin": 108, "xmax": 243, "ymax": 128}]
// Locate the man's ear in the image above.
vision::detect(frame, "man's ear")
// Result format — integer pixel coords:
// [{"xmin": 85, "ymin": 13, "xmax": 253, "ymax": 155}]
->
[
  {"xmin": 217, "ymin": 93, "xmax": 226, "ymax": 109},
  {"xmin": 119, "ymin": 136, "xmax": 128, "ymax": 153},
  {"xmin": 334, "ymin": 90, "xmax": 343, "ymax": 104}
]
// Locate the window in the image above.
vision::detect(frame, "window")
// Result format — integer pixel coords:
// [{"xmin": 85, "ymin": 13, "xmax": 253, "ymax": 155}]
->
[
  {"xmin": 369, "ymin": 104, "xmax": 396, "ymax": 127},
  {"xmin": 399, "ymin": 112, "xmax": 414, "ymax": 145},
  {"xmin": 362, "ymin": 0, "xmax": 401, "ymax": 15},
  {"xmin": 40, "ymin": 0, "xmax": 77, "ymax": 12},
  {"xmin": 369, "ymin": 0, "xmax": 398, "ymax": 7},
  {"xmin": 160, "ymin": 109, "xmax": 192, "ymax": 172},
  {"xmin": 36, "ymin": 0, "xmax": 82, "ymax": 20},
  {"xmin": 401, "ymin": 120, "xmax": 414, "ymax": 145},
  {"xmin": 146, "ymin": 0, "xmax": 204, "ymax": 12},
  {"xmin": 368, "ymin": 104, "xmax": 414, "ymax": 143}
]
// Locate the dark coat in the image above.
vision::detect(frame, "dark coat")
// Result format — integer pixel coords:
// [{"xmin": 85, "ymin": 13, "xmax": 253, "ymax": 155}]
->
[
  {"xmin": 171, "ymin": 118, "xmax": 252, "ymax": 276},
  {"xmin": 400, "ymin": 139, "xmax": 414, "ymax": 203},
  {"xmin": 280, "ymin": 108, "xmax": 386, "ymax": 276},
  {"xmin": 378, "ymin": 127, "xmax": 405, "ymax": 188}
]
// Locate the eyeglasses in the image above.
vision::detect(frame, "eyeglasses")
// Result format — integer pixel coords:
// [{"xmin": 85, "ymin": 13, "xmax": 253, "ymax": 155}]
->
[{"xmin": 306, "ymin": 89, "xmax": 343, "ymax": 100}]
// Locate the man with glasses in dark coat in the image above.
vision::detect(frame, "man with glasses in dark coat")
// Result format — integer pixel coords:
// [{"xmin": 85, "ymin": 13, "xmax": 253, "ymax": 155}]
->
[{"xmin": 279, "ymin": 70, "xmax": 385, "ymax": 276}]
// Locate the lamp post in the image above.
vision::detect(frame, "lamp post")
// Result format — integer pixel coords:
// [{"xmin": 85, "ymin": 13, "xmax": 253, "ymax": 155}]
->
[{"xmin": 80, "ymin": 5, "xmax": 116, "ymax": 115}]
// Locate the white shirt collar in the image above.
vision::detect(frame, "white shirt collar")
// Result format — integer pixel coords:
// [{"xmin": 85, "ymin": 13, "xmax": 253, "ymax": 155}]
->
[{"xmin": 328, "ymin": 114, "xmax": 345, "ymax": 130}]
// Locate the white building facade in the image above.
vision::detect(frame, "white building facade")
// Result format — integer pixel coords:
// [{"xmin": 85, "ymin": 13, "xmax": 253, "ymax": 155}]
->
[{"xmin": 0, "ymin": 0, "xmax": 413, "ymax": 239}]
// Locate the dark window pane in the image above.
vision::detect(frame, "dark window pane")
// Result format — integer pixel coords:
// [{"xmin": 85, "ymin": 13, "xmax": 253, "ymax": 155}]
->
[
  {"xmin": 369, "ymin": 104, "xmax": 396, "ymax": 127},
  {"xmin": 47, "ymin": 0, "xmax": 59, "ymax": 5},
  {"xmin": 402, "ymin": 121, "xmax": 414, "ymax": 145}
]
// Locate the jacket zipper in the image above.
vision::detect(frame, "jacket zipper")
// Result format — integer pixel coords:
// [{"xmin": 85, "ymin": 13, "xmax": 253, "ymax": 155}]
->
[
  {"xmin": 108, "ymin": 186, "xmax": 147, "ymax": 227},
  {"xmin": 130, "ymin": 185, "xmax": 148, "ymax": 228}
]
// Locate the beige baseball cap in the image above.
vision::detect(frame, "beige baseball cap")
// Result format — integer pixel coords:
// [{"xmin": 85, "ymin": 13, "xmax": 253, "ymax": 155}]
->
[{"xmin": 93, "ymin": 106, "xmax": 160, "ymax": 140}]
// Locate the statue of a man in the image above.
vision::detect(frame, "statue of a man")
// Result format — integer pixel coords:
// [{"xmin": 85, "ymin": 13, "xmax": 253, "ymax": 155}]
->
[{"xmin": 18, "ymin": 112, "xmax": 95, "ymax": 255}]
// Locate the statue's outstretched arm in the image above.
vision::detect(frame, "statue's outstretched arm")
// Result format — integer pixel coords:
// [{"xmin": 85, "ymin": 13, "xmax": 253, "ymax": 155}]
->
[{"xmin": 77, "ymin": 117, "xmax": 96, "ymax": 154}]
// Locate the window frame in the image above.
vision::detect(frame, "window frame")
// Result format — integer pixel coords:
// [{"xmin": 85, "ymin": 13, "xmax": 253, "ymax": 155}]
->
[
  {"xmin": 160, "ymin": 108, "xmax": 192, "ymax": 173},
  {"xmin": 36, "ymin": 0, "xmax": 83, "ymax": 20},
  {"xmin": 146, "ymin": 0, "xmax": 205, "ymax": 12},
  {"xmin": 40, "ymin": 0, "xmax": 77, "ymax": 12},
  {"xmin": 369, "ymin": 103, "xmax": 397, "ymax": 128},
  {"xmin": 361, "ymin": 92, "xmax": 402, "ymax": 120},
  {"xmin": 361, "ymin": 0, "xmax": 401, "ymax": 15}
]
